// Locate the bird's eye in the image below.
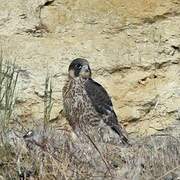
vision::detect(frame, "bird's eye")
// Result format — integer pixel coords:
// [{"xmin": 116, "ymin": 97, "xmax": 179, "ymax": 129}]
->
[{"xmin": 76, "ymin": 64, "xmax": 82, "ymax": 69}]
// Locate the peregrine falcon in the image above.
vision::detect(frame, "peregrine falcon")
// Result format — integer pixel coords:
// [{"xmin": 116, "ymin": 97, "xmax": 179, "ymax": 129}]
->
[{"xmin": 62, "ymin": 58, "xmax": 129, "ymax": 145}]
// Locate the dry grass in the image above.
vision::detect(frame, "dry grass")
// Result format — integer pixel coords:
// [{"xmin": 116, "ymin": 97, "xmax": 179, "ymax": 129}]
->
[
  {"xmin": 1, "ymin": 124, "xmax": 180, "ymax": 179},
  {"xmin": 0, "ymin": 59, "xmax": 179, "ymax": 180},
  {"xmin": 122, "ymin": 134, "xmax": 180, "ymax": 179}
]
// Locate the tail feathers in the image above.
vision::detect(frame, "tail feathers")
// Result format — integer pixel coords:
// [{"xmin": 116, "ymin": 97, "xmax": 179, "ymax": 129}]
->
[{"xmin": 111, "ymin": 125, "xmax": 131, "ymax": 146}]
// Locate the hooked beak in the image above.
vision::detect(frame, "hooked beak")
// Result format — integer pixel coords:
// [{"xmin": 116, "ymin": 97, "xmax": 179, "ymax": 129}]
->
[
  {"xmin": 81, "ymin": 65, "xmax": 90, "ymax": 73},
  {"xmin": 80, "ymin": 64, "xmax": 91, "ymax": 78}
]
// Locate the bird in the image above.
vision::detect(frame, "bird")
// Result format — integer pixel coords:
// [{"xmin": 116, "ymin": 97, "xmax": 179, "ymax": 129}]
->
[{"xmin": 62, "ymin": 58, "xmax": 129, "ymax": 145}]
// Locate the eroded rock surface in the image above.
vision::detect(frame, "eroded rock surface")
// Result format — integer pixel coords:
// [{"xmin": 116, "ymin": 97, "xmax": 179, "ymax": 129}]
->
[{"xmin": 0, "ymin": 0, "xmax": 180, "ymax": 136}]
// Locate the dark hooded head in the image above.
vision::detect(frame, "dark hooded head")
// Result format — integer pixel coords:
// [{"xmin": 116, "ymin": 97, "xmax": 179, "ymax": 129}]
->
[{"xmin": 68, "ymin": 58, "xmax": 91, "ymax": 79}]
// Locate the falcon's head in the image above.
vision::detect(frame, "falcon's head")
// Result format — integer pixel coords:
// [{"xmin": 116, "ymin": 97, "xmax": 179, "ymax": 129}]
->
[{"xmin": 68, "ymin": 58, "xmax": 91, "ymax": 79}]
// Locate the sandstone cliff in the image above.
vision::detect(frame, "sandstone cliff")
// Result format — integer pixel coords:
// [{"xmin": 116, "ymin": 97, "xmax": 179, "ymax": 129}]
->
[{"xmin": 0, "ymin": 0, "xmax": 180, "ymax": 137}]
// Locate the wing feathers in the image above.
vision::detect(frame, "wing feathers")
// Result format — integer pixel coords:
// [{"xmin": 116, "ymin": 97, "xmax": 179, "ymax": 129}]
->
[
  {"xmin": 85, "ymin": 78, "xmax": 129, "ymax": 144},
  {"xmin": 85, "ymin": 79, "xmax": 112, "ymax": 115}
]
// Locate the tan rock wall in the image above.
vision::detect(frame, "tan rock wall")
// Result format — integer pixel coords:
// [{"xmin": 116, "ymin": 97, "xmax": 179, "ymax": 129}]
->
[{"xmin": 0, "ymin": 0, "xmax": 180, "ymax": 136}]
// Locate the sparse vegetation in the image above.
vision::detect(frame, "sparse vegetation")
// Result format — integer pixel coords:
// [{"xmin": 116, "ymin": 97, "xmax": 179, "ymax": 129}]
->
[
  {"xmin": 0, "ymin": 52, "xmax": 19, "ymax": 142},
  {"xmin": 0, "ymin": 58, "xmax": 179, "ymax": 179},
  {"xmin": 43, "ymin": 75, "xmax": 53, "ymax": 133}
]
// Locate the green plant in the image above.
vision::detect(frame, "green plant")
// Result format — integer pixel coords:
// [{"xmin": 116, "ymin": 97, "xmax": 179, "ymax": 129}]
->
[
  {"xmin": 43, "ymin": 75, "xmax": 53, "ymax": 133},
  {"xmin": 0, "ymin": 52, "xmax": 19, "ymax": 141}
]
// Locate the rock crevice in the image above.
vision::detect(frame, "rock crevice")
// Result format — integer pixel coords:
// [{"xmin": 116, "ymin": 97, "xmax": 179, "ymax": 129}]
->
[{"xmin": 0, "ymin": 0, "xmax": 180, "ymax": 136}]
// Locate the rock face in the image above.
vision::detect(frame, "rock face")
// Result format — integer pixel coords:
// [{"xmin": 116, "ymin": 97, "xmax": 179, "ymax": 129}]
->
[{"xmin": 0, "ymin": 0, "xmax": 180, "ymax": 136}]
